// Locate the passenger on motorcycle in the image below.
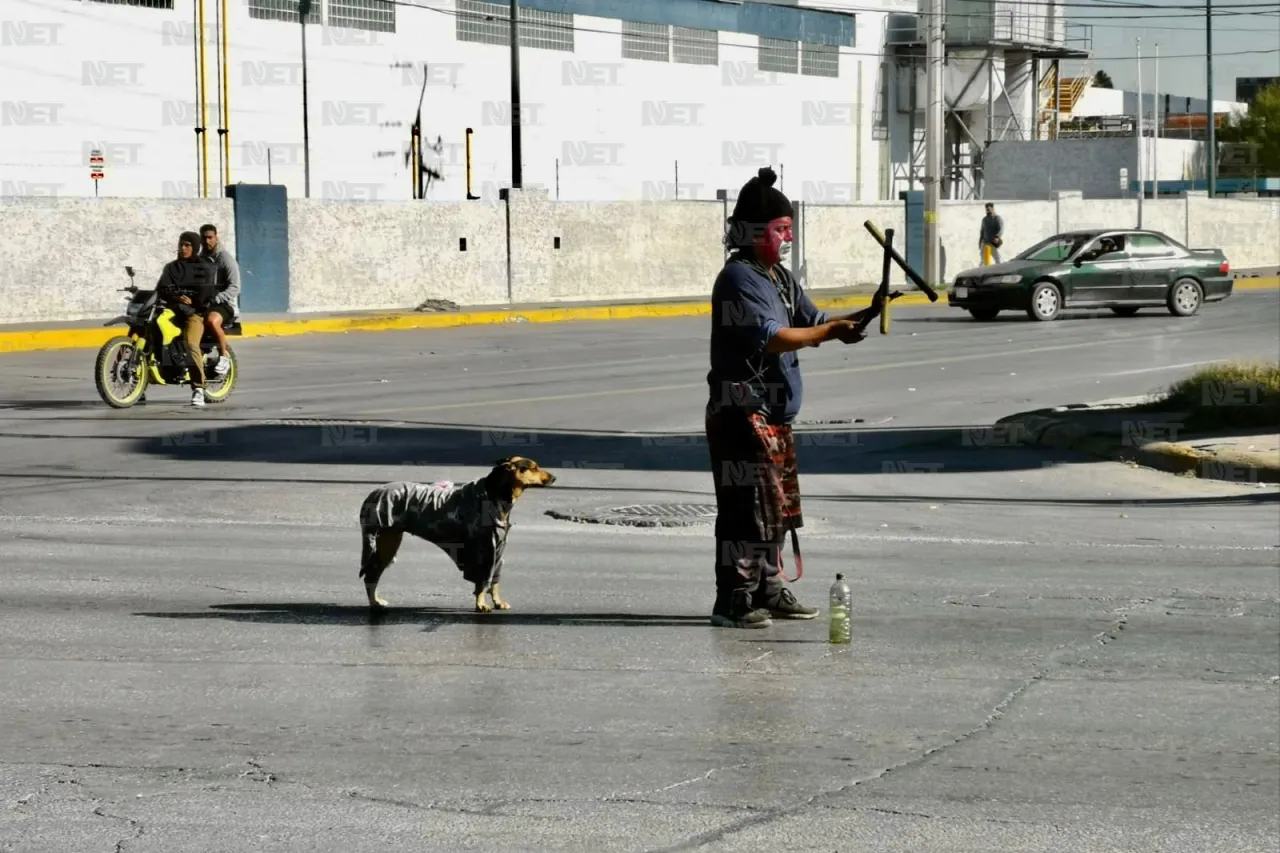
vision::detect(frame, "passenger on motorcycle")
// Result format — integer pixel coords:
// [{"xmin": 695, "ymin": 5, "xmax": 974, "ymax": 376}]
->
[
  {"xmin": 198, "ymin": 223, "xmax": 240, "ymax": 377},
  {"xmin": 157, "ymin": 231, "xmax": 219, "ymax": 408}
]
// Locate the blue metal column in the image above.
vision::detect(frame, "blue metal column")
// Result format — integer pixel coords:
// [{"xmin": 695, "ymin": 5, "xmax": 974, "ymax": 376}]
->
[
  {"xmin": 226, "ymin": 183, "xmax": 290, "ymax": 313},
  {"xmin": 899, "ymin": 190, "xmax": 925, "ymax": 275}
]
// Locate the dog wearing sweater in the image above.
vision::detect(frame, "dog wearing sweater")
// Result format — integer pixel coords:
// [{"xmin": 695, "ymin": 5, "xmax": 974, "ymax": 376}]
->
[{"xmin": 358, "ymin": 456, "xmax": 557, "ymax": 613}]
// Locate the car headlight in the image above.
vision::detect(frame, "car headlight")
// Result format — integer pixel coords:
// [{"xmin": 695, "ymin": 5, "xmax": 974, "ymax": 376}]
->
[{"xmin": 984, "ymin": 274, "xmax": 1023, "ymax": 285}]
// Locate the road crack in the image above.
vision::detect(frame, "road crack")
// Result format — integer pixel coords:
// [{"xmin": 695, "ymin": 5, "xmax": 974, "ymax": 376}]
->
[
  {"xmin": 644, "ymin": 597, "xmax": 1158, "ymax": 852},
  {"xmin": 92, "ymin": 806, "xmax": 145, "ymax": 852}
]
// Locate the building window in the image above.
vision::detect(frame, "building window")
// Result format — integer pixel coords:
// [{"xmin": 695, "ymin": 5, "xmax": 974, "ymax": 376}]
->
[
  {"xmin": 672, "ymin": 26, "xmax": 717, "ymax": 66},
  {"xmin": 329, "ymin": 0, "xmax": 395, "ymax": 32},
  {"xmin": 801, "ymin": 41, "xmax": 839, "ymax": 78},
  {"xmin": 758, "ymin": 37, "xmax": 798, "ymax": 74},
  {"xmin": 457, "ymin": 0, "xmax": 574, "ymax": 52},
  {"xmin": 622, "ymin": 21, "xmax": 669, "ymax": 62},
  {"xmin": 87, "ymin": 0, "xmax": 174, "ymax": 7},
  {"xmin": 248, "ymin": 0, "xmax": 319, "ymax": 25}
]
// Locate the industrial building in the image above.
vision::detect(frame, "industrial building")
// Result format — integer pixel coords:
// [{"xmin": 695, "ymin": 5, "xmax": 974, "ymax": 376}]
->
[
  {"xmin": 981, "ymin": 76, "xmax": 1258, "ymax": 200},
  {"xmin": 1, "ymin": 0, "xmax": 886, "ymax": 203},
  {"xmin": 10, "ymin": 0, "xmax": 1242, "ymax": 205}
]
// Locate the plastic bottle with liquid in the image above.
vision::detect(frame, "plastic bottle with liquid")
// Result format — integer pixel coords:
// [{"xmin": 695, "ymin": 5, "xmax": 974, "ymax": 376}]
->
[{"xmin": 829, "ymin": 573, "xmax": 852, "ymax": 645}]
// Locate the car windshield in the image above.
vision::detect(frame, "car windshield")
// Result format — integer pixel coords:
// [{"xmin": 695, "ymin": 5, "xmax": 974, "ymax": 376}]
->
[{"xmin": 1016, "ymin": 234, "xmax": 1097, "ymax": 262}]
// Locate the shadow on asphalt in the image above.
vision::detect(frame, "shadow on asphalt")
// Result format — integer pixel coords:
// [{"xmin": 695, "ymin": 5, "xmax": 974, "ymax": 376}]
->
[
  {"xmin": 114, "ymin": 419, "xmax": 1280, "ymax": 485},
  {"xmin": 121, "ymin": 420, "xmax": 1108, "ymax": 476},
  {"xmin": 135, "ymin": 602, "xmax": 710, "ymax": 630}
]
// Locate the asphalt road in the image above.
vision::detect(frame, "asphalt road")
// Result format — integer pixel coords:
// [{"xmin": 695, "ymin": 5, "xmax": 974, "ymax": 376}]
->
[{"xmin": 1, "ymin": 294, "xmax": 1278, "ymax": 852}]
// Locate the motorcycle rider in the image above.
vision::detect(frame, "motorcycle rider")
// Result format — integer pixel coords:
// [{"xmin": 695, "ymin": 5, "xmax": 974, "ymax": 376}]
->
[
  {"xmin": 198, "ymin": 223, "xmax": 239, "ymax": 377},
  {"xmin": 156, "ymin": 231, "xmax": 218, "ymax": 408}
]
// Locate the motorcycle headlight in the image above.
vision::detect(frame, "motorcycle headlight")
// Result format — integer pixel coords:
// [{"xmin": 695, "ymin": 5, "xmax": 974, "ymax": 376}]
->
[{"xmin": 984, "ymin": 274, "xmax": 1023, "ymax": 285}]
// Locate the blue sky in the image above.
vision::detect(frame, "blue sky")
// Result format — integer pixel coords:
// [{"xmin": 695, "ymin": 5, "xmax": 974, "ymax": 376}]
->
[{"xmin": 1062, "ymin": 0, "xmax": 1280, "ymax": 102}]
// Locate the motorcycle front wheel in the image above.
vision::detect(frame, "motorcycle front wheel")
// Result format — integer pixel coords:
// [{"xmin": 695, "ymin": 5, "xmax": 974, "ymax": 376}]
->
[{"xmin": 94, "ymin": 336, "xmax": 148, "ymax": 408}]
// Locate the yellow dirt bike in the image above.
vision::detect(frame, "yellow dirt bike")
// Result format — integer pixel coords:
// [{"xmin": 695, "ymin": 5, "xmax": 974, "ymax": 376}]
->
[{"xmin": 93, "ymin": 265, "xmax": 241, "ymax": 408}]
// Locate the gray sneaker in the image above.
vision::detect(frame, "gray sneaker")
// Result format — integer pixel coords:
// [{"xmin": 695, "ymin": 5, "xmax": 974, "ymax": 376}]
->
[
  {"xmin": 765, "ymin": 587, "xmax": 819, "ymax": 620},
  {"xmin": 710, "ymin": 608, "xmax": 773, "ymax": 629}
]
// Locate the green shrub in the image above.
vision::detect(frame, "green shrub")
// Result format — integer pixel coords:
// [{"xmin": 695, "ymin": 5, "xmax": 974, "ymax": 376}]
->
[{"xmin": 1138, "ymin": 360, "xmax": 1280, "ymax": 432}]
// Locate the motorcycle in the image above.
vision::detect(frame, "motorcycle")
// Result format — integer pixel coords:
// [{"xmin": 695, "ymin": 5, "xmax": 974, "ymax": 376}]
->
[{"xmin": 93, "ymin": 264, "xmax": 241, "ymax": 409}]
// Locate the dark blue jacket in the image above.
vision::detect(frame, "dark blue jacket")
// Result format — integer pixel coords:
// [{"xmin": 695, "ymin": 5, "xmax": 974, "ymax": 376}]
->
[{"xmin": 706, "ymin": 255, "xmax": 829, "ymax": 425}]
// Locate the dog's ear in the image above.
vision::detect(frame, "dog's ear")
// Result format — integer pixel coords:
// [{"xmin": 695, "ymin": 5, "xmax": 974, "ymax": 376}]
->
[{"xmin": 492, "ymin": 457, "xmax": 514, "ymax": 468}]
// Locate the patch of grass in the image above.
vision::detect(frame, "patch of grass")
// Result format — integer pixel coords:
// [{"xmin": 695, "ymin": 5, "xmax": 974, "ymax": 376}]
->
[{"xmin": 1136, "ymin": 360, "xmax": 1280, "ymax": 433}]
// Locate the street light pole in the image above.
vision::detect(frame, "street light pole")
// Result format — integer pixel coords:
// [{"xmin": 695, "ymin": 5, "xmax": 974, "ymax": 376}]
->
[
  {"xmin": 509, "ymin": 0, "xmax": 523, "ymax": 189},
  {"xmin": 299, "ymin": 0, "xmax": 312, "ymax": 198},
  {"xmin": 1205, "ymin": 0, "xmax": 1215, "ymax": 196}
]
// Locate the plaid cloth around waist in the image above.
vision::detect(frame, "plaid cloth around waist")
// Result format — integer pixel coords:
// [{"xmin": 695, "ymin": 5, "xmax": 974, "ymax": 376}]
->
[{"xmin": 705, "ymin": 405, "xmax": 803, "ymax": 542}]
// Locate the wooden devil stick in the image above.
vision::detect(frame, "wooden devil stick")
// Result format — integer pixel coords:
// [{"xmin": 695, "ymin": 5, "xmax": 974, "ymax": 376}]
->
[{"xmin": 859, "ymin": 219, "xmax": 940, "ymax": 335}]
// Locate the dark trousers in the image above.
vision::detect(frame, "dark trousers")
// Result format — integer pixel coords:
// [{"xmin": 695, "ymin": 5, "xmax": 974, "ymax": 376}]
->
[{"xmin": 705, "ymin": 404, "xmax": 799, "ymax": 615}]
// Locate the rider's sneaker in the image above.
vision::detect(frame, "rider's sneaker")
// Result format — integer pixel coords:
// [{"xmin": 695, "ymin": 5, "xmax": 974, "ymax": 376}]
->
[
  {"xmin": 191, "ymin": 388, "xmax": 206, "ymax": 408},
  {"xmin": 214, "ymin": 356, "xmax": 229, "ymax": 376}
]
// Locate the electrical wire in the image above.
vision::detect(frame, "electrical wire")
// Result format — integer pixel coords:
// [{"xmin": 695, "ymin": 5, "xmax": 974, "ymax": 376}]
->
[{"xmin": 414, "ymin": 0, "xmax": 1279, "ymax": 63}]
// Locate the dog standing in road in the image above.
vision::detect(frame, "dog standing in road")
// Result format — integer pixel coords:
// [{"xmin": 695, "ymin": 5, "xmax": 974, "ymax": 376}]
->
[{"xmin": 358, "ymin": 456, "xmax": 557, "ymax": 613}]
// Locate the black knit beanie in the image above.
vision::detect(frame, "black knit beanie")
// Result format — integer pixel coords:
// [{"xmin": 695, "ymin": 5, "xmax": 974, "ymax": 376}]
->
[{"xmin": 731, "ymin": 166, "xmax": 793, "ymax": 226}]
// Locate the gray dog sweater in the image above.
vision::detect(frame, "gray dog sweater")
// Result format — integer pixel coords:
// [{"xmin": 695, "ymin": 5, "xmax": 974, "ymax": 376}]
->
[{"xmin": 360, "ymin": 479, "xmax": 511, "ymax": 588}]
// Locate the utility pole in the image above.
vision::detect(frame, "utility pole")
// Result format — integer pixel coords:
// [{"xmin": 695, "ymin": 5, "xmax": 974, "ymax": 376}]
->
[
  {"xmin": 1205, "ymin": 0, "xmax": 1215, "ymax": 196},
  {"xmin": 299, "ymin": 0, "xmax": 312, "ymax": 198},
  {"xmin": 924, "ymin": 0, "xmax": 944, "ymax": 288},
  {"xmin": 509, "ymin": 0, "xmax": 523, "ymax": 189},
  {"xmin": 1136, "ymin": 37, "xmax": 1144, "ymax": 225}
]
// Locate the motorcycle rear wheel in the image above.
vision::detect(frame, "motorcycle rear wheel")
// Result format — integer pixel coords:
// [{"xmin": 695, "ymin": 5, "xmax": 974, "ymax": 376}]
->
[
  {"xmin": 94, "ymin": 336, "xmax": 148, "ymax": 409},
  {"xmin": 202, "ymin": 344, "xmax": 238, "ymax": 404}
]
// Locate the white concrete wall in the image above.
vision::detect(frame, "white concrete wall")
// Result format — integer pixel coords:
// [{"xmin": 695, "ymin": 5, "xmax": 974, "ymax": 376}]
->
[
  {"xmin": 2, "ymin": 193, "xmax": 1276, "ymax": 324},
  {"xmin": 0, "ymin": 197, "xmax": 234, "ymax": 323},
  {"xmin": 0, "ymin": 0, "xmax": 881, "ymax": 204},
  {"xmin": 287, "ymin": 198, "xmax": 508, "ymax": 312}
]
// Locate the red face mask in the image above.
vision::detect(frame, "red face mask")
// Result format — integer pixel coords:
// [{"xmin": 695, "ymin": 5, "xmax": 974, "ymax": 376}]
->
[{"xmin": 754, "ymin": 216, "xmax": 793, "ymax": 267}]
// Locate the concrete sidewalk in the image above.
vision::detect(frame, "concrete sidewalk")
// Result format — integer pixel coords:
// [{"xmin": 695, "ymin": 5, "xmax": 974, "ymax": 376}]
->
[{"xmin": 996, "ymin": 398, "xmax": 1280, "ymax": 485}]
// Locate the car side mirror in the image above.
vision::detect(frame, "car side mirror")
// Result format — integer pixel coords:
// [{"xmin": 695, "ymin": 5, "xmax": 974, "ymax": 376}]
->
[
  {"xmin": 1073, "ymin": 257, "xmax": 1083, "ymax": 267},
  {"xmin": 125, "ymin": 265, "xmax": 135, "ymax": 277}
]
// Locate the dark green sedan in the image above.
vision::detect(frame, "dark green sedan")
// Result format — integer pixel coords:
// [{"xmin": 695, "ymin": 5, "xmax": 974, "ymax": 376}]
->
[{"xmin": 947, "ymin": 228, "xmax": 1234, "ymax": 321}]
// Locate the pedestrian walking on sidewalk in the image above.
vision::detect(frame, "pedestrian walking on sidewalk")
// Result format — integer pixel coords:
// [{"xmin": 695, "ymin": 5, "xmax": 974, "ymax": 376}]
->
[
  {"xmin": 704, "ymin": 166, "xmax": 883, "ymax": 630},
  {"xmin": 980, "ymin": 202, "xmax": 1004, "ymax": 265}
]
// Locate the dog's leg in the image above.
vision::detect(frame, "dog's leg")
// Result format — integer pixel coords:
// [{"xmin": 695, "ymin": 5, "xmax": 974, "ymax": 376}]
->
[
  {"xmin": 489, "ymin": 583, "xmax": 510, "ymax": 611},
  {"xmin": 365, "ymin": 528, "xmax": 403, "ymax": 610},
  {"xmin": 473, "ymin": 582, "xmax": 492, "ymax": 613}
]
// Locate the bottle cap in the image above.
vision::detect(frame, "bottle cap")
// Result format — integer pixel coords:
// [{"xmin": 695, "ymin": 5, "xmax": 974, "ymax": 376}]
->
[{"xmin": 835, "ymin": 573, "xmax": 844, "ymax": 580}]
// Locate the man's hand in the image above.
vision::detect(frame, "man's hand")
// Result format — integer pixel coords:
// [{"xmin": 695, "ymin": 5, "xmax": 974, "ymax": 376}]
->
[
  {"xmin": 826, "ymin": 319, "xmax": 866, "ymax": 345},
  {"xmin": 871, "ymin": 290, "xmax": 904, "ymax": 313},
  {"xmin": 178, "ymin": 295, "xmax": 192, "ymax": 305}
]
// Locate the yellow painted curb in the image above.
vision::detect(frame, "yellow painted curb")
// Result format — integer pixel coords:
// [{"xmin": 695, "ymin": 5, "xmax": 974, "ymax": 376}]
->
[
  {"xmin": 1, "ymin": 277, "xmax": 1274, "ymax": 355},
  {"xmin": 0, "ymin": 290, "xmax": 939, "ymax": 354},
  {"xmin": 1234, "ymin": 276, "xmax": 1280, "ymax": 290}
]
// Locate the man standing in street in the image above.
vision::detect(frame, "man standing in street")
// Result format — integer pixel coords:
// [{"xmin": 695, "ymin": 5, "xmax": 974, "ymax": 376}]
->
[
  {"xmin": 199, "ymin": 223, "xmax": 240, "ymax": 377},
  {"xmin": 704, "ymin": 166, "xmax": 888, "ymax": 629},
  {"xmin": 980, "ymin": 202, "xmax": 1004, "ymax": 265}
]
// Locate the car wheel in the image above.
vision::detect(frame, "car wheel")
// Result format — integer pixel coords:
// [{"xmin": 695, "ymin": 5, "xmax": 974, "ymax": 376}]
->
[
  {"xmin": 1167, "ymin": 278, "xmax": 1203, "ymax": 317},
  {"xmin": 1026, "ymin": 281, "xmax": 1061, "ymax": 321},
  {"xmin": 968, "ymin": 308, "xmax": 1001, "ymax": 321},
  {"xmin": 1111, "ymin": 306, "xmax": 1141, "ymax": 317}
]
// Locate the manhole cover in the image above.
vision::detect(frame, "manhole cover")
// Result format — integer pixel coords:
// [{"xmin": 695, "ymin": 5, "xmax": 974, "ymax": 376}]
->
[{"xmin": 546, "ymin": 503, "xmax": 717, "ymax": 528}]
